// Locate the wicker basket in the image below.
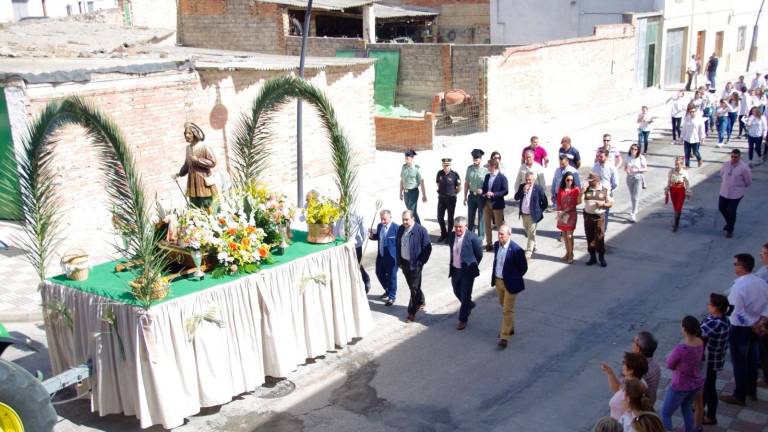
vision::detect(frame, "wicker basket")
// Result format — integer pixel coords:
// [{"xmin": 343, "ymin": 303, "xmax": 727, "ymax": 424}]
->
[
  {"xmin": 60, "ymin": 249, "xmax": 90, "ymax": 281},
  {"xmin": 129, "ymin": 277, "xmax": 170, "ymax": 301}
]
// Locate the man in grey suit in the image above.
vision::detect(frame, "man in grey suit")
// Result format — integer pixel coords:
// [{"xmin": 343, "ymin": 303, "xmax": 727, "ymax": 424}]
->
[{"xmin": 448, "ymin": 216, "xmax": 483, "ymax": 330}]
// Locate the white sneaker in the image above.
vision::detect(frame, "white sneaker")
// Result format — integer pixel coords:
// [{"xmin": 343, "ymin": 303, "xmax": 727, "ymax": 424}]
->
[
  {"xmin": 630, "ymin": 213, "xmax": 637, "ymax": 222},
  {"xmin": 717, "ymin": 142, "xmax": 724, "ymax": 148}
]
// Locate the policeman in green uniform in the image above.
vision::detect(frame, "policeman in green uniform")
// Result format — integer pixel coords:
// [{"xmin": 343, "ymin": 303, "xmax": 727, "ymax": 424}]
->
[
  {"xmin": 463, "ymin": 149, "xmax": 488, "ymax": 238},
  {"xmin": 400, "ymin": 149, "xmax": 427, "ymax": 224},
  {"xmin": 436, "ymin": 158, "xmax": 461, "ymax": 243}
]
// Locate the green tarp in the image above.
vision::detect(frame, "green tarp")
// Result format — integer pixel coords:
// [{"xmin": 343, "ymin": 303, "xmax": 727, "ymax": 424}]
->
[
  {"xmin": 337, "ymin": 49, "xmax": 400, "ymax": 107},
  {"xmin": 49, "ymin": 231, "xmax": 343, "ymax": 307}
]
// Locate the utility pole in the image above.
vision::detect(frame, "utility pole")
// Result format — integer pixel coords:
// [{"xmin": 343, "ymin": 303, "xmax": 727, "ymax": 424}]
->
[
  {"xmin": 748, "ymin": 0, "xmax": 766, "ymax": 72},
  {"xmin": 297, "ymin": 0, "xmax": 313, "ymax": 208}
]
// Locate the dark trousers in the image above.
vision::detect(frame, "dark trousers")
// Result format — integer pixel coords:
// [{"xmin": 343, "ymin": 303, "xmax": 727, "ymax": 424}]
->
[
  {"xmin": 718, "ymin": 195, "xmax": 742, "ymax": 234},
  {"xmin": 450, "ymin": 268, "xmax": 476, "ymax": 323},
  {"xmin": 437, "ymin": 195, "xmax": 457, "ymax": 237},
  {"xmin": 760, "ymin": 335, "xmax": 768, "ymax": 383},
  {"xmin": 404, "ymin": 188, "xmax": 421, "ymax": 224},
  {"xmin": 375, "ymin": 252, "xmax": 398, "ymax": 300},
  {"xmin": 683, "ymin": 141, "xmax": 702, "ymax": 167},
  {"xmin": 402, "ymin": 264, "xmax": 424, "ymax": 315},
  {"xmin": 747, "ymin": 135, "xmax": 763, "ymax": 161},
  {"xmin": 584, "ymin": 212, "xmax": 606, "ymax": 255},
  {"xmin": 355, "ymin": 246, "xmax": 370, "ymax": 292},
  {"xmin": 739, "ymin": 115, "xmax": 746, "ymax": 137},
  {"xmin": 672, "ymin": 117, "xmax": 682, "ymax": 141},
  {"xmin": 703, "ymin": 364, "xmax": 719, "ymax": 420},
  {"xmin": 686, "ymin": 71, "xmax": 695, "ymax": 91},
  {"xmin": 727, "ymin": 112, "xmax": 737, "ymax": 139},
  {"xmin": 708, "ymin": 72, "xmax": 716, "ymax": 89},
  {"xmin": 729, "ymin": 325, "xmax": 759, "ymax": 401},
  {"xmin": 467, "ymin": 194, "xmax": 484, "ymax": 238}
]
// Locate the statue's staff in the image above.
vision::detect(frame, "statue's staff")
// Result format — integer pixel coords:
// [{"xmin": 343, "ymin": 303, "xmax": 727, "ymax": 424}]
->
[
  {"xmin": 362, "ymin": 199, "xmax": 383, "ymax": 256},
  {"xmin": 173, "ymin": 176, "xmax": 190, "ymax": 207}
]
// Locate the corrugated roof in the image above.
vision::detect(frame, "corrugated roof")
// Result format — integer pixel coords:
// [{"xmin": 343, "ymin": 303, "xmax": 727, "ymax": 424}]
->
[
  {"xmin": 373, "ymin": 4, "xmax": 438, "ymax": 19},
  {"xmin": 258, "ymin": 0, "xmax": 374, "ymax": 11}
]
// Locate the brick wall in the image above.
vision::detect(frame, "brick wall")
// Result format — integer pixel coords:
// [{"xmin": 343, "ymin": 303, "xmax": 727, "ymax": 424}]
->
[
  {"xmin": 482, "ymin": 24, "xmax": 636, "ymax": 133},
  {"xmin": 379, "ymin": 0, "xmax": 490, "ymax": 44},
  {"xmin": 178, "ymin": 0, "xmax": 287, "ymax": 54},
  {"xmin": 452, "ymin": 44, "xmax": 508, "ymax": 100},
  {"xmin": 375, "ymin": 113, "xmax": 435, "ymax": 151},
  {"xmin": 13, "ymin": 63, "xmax": 375, "ymax": 259},
  {"xmin": 285, "ymin": 35, "xmax": 366, "ymax": 57}
]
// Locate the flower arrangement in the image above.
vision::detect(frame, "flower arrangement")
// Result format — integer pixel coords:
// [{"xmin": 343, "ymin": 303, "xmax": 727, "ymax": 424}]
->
[
  {"xmin": 243, "ymin": 181, "xmax": 296, "ymax": 227},
  {"xmin": 177, "ymin": 207, "xmax": 218, "ymax": 250},
  {"xmin": 303, "ymin": 194, "xmax": 342, "ymax": 225},
  {"xmin": 210, "ymin": 212, "xmax": 273, "ymax": 277}
]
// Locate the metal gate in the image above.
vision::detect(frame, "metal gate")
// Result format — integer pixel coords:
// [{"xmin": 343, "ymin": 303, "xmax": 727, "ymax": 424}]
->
[{"xmin": 665, "ymin": 28, "xmax": 686, "ymax": 86}]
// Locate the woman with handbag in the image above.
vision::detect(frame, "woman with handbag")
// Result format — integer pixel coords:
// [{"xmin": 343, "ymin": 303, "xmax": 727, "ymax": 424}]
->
[
  {"xmin": 666, "ymin": 157, "xmax": 691, "ymax": 232},
  {"xmin": 556, "ymin": 172, "xmax": 580, "ymax": 264},
  {"xmin": 173, "ymin": 122, "xmax": 218, "ymax": 211}
]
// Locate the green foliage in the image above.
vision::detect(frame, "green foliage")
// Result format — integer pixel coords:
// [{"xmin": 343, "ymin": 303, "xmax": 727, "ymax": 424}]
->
[
  {"xmin": 4, "ymin": 97, "xmax": 165, "ymax": 308},
  {"xmin": 230, "ymin": 76, "xmax": 358, "ymax": 235}
]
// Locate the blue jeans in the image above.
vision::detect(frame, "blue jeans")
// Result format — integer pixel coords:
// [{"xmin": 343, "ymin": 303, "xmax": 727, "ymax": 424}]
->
[
  {"xmin": 727, "ymin": 112, "xmax": 738, "ymax": 139},
  {"xmin": 466, "ymin": 194, "xmax": 484, "ymax": 238},
  {"xmin": 661, "ymin": 386, "xmax": 699, "ymax": 432},
  {"xmin": 747, "ymin": 135, "xmax": 763, "ymax": 161},
  {"xmin": 638, "ymin": 130, "xmax": 650, "ymax": 153},
  {"xmin": 404, "ymin": 188, "xmax": 420, "ymax": 224},
  {"xmin": 683, "ymin": 141, "xmax": 702, "ymax": 167},
  {"xmin": 716, "ymin": 116, "xmax": 728, "ymax": 143}
]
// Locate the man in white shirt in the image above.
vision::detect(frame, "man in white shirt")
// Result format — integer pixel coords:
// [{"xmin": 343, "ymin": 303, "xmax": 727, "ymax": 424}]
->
[
  {"xmin": 592, "ymin": 149, "xmax": 618, "ymax": 232},
  {"xmin": 513, "ymin": 150, "xmax": 546, "ymax": 192},
  {"xmin": 720, "ymin": 253, "xmax": 768, "ymax": 406},
  {"xmin": 686, "ymin": 54, "xmax": 698, "ymax": 91},
  {"xmin": 750, "ymin": 72, "xmax": 766, "ymax": 91}
]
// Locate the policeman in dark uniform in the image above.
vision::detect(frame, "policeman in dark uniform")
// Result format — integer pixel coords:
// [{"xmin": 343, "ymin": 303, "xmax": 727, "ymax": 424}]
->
[{"xmin": 436, "ymin": 158, "xmax": 461, "ymax": 243}]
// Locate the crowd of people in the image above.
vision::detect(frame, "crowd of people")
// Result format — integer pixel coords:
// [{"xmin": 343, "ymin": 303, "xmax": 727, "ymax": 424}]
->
[{"xmin": 339, "ymin": 68, "xmax": 766, "ymax": 430}]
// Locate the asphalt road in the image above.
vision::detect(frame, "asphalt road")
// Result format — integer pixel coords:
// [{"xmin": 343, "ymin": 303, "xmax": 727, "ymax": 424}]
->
[{"xmin": 5, "ymin": 107, "xmax": 768, "ymax": 432}]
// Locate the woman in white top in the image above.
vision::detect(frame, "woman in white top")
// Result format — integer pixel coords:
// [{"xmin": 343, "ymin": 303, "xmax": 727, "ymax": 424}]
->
[
  {"xmin": 624, "ymin": 144, "xmax": 647, "ymax": 222},
  {"xmin": 618, "ymin": 379, "xmax": 656, "ymax": 432},
  {"xmin": 715, "ymin": 99, "xmax": 731, "ymax": 147},
  {"xmin": 727, "ymin": 92, "xmax": 740, "ymax": 142},
  {"xmin": 667, "ymin": 91, "xmax": 686, "ymax": 145},
  {"xmin": 722, "ymin": 81, "xmax": 735, "ymax": 100},
  {"xmin": 745, "ymin": 106, "xmax": 767, "ymax": 165},
  {"xmin": 681, "ymin": 104, "xmax": 706, "ymax": 168},
  {"xmin": 689, "ymin": 90, "xmax": 704, "ymax": 112},
  {"xmin": 636, "ymin": 106, "xmax": 653, "ymax": 155}
]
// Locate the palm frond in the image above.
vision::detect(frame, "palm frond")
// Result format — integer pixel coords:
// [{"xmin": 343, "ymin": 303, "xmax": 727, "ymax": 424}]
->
[{"xmin": 231, "ymin": 76, "xmax": 359, "ymax": 235}]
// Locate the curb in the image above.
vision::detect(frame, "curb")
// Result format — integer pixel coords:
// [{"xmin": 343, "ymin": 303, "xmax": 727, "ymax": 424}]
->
[{"xmin": 0, "ymin": 310, "xmax": 44, "ymax": 323}]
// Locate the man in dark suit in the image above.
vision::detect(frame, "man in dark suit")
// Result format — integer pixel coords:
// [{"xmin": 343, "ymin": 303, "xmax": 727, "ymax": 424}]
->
[
  {"xmin": 491, "ymin": 224, "xmax": 528, "ymax": 349},
  {"xmin": 481, "ymin": 158, "xmax": 509, "ymax": 252},
  {"xmin": 513, "ymin": 171, "xmax": 548, "ymax": 259},
  {"xmin": 448, "ymin": 216, "xmax": 483, "ymax": 330},
  {"xmin": 368, "ymin": 209, "xmax": 399, "ymax": 306},
  {"xmin": 396, "ymin": 210, "xmax": 432, "ymax": 322}
]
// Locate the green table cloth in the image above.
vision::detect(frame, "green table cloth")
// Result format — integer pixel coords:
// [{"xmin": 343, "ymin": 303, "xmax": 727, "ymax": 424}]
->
[{"xmin": 49, "ymin": 231, "xmax": 342, "ymax": 307}]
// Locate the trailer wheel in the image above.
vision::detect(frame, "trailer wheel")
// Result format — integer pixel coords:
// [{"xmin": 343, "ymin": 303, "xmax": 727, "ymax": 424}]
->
[{"xmin": 0, "ymin": 359, "xmax": 57, "ymax": 432}]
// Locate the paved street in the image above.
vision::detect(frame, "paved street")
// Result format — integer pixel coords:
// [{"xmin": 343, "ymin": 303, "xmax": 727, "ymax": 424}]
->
[{"xmin": 4, "ymin": 79, "xmax": 768, "ymax": 432}]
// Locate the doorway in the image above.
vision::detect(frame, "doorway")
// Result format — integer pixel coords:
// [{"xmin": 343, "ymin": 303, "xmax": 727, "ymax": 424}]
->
[
  {"xmin": 665, "ymin": 28, "xmax": 687, "ymax": 86},
  {"xmin": 696, "ymin": 30, "xmax": 706, "ymax": 65},
  {"xmin": 715, "ymin": 31, "xmax": 724, "ymax": 57}
]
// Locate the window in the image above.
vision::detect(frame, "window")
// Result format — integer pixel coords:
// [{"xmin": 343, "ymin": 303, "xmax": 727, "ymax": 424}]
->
[
  {"xmin": 87, "ymin": 1, "xmax": 94, "ymax": 12},
  {"xmin": 737, "ymin": 26, "xmax": 747, "ymax": 51},
  {"xmin": 66, "ymin": 4, "xmax": 72, "ymax": 15}
]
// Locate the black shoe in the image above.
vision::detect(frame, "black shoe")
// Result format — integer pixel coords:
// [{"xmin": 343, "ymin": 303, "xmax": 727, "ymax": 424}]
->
[
  {"xmin": 726, "ymin": 231, "xmax": 733, "ymax": 238},
  {"xmin": 599, "ymin": 255, "xmax": 607, "ymax": 267},
  {"xmin": 485, "ymin": 245, "xmax": 493, "ymax": 252},
  {"xmin": 497, "ymin": 339, "xmax": 508, "ymax": 349},
  {"xmin": 437, "ymin": 235, "xmax": 446, "ymax": 243},
  {"xmin": 385, "ymin": 298, "xmax": 394, "ymax": 306},
  {"xmin": 586, "ymin": 257, "xmax": 597, "ymax": 266}
]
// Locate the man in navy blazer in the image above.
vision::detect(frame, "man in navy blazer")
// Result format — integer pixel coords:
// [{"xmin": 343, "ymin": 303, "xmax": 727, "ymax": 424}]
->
[
  {"xmin": 513, "ymin": 171, "xmax": 548, "ymax": 259},
  {"xmin": 368, "ymin": 209, "xmax": 399, "ymax": 306},
  {"xmin": 448, "ymin": 216, "xmax": 483, "ymax": 330},
  {"xmin": 481, "ymin": 158, "xmax": 509, "ymax": 251},
  {"xmin": 396, "ymin": 210, "xmax": 432, "ymax": 322},
  {"xmin": 491, "ymin": 224, "xmax": 528, "ymax": 349}
]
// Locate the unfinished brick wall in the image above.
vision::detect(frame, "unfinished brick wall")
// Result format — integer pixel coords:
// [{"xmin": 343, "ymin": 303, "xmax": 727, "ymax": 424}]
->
[
  {"xmin": 381, "ymin": 0, "xmax": 490, "ymax": 44},
  {"xmin": 285, "ymin": 36, "xmax": 365, "ymax": 57},
  {"xmin": 375, "ymin": 113, "xmax": 435, "ymax": 151},
  {"xmin": 14, "ymin": 63, "xmax": 375, "ymax": 258},
  {"xmin": 482, "ymin": 24, "xmax": 636, "ymax": 133},
  {"xmin": 178, "ymin": 0, "xmax": 288, "ymax": 54}
]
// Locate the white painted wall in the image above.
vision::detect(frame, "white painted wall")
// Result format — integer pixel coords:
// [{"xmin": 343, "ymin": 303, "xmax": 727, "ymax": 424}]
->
[
  {"xmin": 128, "ymin": 0, "xmax": 177, "ymax": 30},
  {"xmin": 7, "ymin": 0, "xmax": 115, "ymax": 20},
  {"xmin": 490, "ymin": 0, "xmax": 656, "ymax": 45},
  {"xmin": 0, "ymin": 0, "xmax": 14, "ymax": 22}
]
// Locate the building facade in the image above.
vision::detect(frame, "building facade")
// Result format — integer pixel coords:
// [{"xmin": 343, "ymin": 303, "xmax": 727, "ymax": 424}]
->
[{"xmin": 0, "ymin": 0, "xmax": 116, "ymax": 21}]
